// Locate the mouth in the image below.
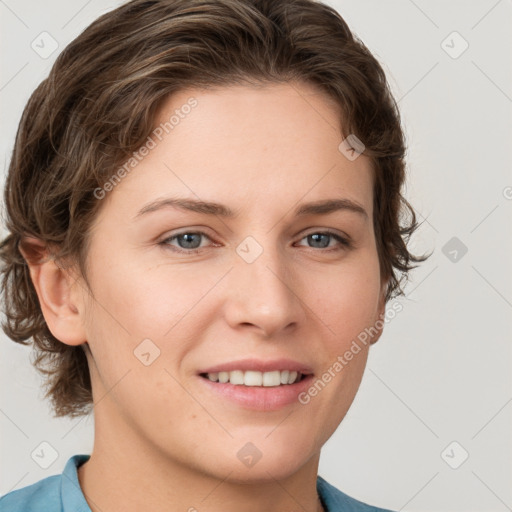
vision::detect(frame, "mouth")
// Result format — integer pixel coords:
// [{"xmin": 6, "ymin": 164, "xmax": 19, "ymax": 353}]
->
[
  {"xmin": 196, "ymin": 363, "xmax": 315, "ymax": 411},
  {"xmin": 196, "ymin": 358, "xmax": 315, "ymax": 410},
  {"xmin": 199, "ymin": 369, "xmax": 309, "ymax": 387}
]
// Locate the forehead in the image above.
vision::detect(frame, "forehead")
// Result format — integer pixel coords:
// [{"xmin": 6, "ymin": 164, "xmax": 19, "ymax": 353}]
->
[{"xmin": 96, "ymin": 81, "xmax": 374, "ymax": 222}]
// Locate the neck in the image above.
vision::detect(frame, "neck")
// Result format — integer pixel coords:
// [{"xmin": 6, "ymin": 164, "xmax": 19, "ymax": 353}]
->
[{"xmin": 77, "ymin": 409, "xmax": 325, "ymax": 512}]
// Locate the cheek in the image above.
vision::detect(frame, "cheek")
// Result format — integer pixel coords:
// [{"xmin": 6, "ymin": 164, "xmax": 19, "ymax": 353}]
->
[
  {"xmin": 310, "ymin": 259, "xmax": 381, "ymax": 351},
  {"xmin": 88, "ymin": 252, "xmax": 213, "ymax": 338},
  {"xmin": 82, "ymin": 252, "xmax": 225, "ymax": 389}
]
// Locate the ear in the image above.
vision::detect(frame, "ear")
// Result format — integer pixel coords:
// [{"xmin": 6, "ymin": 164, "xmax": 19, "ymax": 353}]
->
[
  {"xmin": 18, "ymin": 236, "xmax": 87, "ymax": 346},
  {"xmin": 369, "ymin": 278, "xmax": 388, "ymax": 345}
]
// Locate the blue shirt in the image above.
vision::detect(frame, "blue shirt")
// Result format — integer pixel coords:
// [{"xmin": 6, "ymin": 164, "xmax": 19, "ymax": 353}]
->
[{"xmin": 0, "ymin": 454, "xmax": 395, "ymax": 511}]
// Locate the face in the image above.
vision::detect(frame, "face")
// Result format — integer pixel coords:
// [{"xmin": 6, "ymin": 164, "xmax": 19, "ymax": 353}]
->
[{"xmin": 72, "ymin": 81, "xmax": 386, "ymax": 482}]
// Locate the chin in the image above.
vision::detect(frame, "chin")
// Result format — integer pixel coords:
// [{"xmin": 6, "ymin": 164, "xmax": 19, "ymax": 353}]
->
[
  {"xmin": 217, "ymin": 455, "xmax": 311, "ymax": 485},
  {"xmin": 205, "ymin": 436, "xmax": 318, "ymax": 484}
]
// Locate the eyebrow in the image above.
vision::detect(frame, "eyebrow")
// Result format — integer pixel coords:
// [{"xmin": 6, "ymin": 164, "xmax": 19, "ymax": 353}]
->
[{"xmin": 134, "ymin": 197, "xmax": 368, "ymax": 220}]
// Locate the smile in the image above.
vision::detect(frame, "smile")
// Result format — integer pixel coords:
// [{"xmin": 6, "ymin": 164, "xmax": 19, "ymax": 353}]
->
[{"xmin": 200, "ymin": 370, "xmax": 306, "ymax": 386}]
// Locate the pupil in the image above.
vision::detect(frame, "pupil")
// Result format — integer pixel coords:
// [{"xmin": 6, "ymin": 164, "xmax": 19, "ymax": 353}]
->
[
  {"xmin": 180, "ymin": 233, "xmax": 201, "ymax": 249},
  {"xmin": 310, "ymin": 233, "xmax": 328, "ymax": 248}
]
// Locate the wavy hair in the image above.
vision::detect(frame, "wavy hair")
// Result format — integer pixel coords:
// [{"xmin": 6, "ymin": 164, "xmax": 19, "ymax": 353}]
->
[{"xmin": 0, "ymin": 0, "xmax": 428, "ymax": 417}]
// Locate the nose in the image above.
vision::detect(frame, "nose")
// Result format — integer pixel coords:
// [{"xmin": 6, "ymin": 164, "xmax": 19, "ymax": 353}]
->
[{"xmin": 223, "ymin": 241, "xmax": 304, "ymax": 338}]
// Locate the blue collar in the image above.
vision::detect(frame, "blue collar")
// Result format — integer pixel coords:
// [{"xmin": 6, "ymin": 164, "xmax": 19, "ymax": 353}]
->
[{"xmin": 58, "ymin": 454, "xmax": 391, "ymax": 512}]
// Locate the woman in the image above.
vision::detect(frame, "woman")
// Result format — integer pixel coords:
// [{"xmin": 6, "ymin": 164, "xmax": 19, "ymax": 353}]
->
[{"xmin": 0, "ymin": 0, "xmax": 426, "ymax": 510}]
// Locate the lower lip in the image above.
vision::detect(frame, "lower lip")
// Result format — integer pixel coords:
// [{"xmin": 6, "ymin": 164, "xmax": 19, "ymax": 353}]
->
[{"xmin": 197, "ymin": 374, "xmax": 315, "ymax": 411}]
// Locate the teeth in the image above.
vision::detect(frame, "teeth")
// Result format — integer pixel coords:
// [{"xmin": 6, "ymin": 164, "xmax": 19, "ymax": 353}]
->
[
  {"xmin": 230, "ymin": 370, "xmax": 244, "ymax": 385},
  {"xmin": 262, "ymin": 371, "xmax": 279, "ymax": 387},
  {"xmin": 245, "ymin": 371, "xmax": 263, "ymax": 386},
  {"xmin": 204, "ymin": 370, "xmax": 303, "ymax": 386}
]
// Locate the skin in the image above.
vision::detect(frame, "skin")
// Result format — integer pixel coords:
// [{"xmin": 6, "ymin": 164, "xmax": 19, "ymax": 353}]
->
[{"xmin": 22, "ymin": 80, "xmax": 387, "ymax": 512}]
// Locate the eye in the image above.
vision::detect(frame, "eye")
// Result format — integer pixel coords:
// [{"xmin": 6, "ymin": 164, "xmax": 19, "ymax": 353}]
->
[
  {"xmin": 296, "ymin": 231, "xmax": 351, "ymax": 251},
  {"xmin": 159, "ymin": 229, "xmax": 351, "ymax": 255},
  {"xmin": 160, "ymin": 231, "xmax": 214, "ymax": 254}
]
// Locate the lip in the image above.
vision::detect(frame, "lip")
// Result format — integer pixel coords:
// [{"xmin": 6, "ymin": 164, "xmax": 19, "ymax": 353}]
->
[
  {"xmin": 197, "ymin": 373, "xmax": 315, "ymax": 411},
  {"xmin": 198, "ymin": 358, "xmax": 314, "ymax": 375}
]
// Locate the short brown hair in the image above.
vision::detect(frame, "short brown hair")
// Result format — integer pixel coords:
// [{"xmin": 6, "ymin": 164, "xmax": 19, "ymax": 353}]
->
[{"xmin": 0, "ymin": 0, "xmax": 427, "ymax": 418}]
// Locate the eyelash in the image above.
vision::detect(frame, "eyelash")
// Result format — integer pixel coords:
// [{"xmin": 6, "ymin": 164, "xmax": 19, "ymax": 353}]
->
[{"xmin": 159, "ymin": 230, "xmax": 351, "ymax": 255}]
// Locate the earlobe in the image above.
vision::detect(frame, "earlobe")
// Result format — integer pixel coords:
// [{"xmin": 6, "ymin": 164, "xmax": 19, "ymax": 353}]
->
[
  {"xmin": 18, "ymin": 236, "xmax": 87, "ymax": 346},
  {"xmin": 369, "ymin": 279, "xmax": 388, "ymax": 345}
]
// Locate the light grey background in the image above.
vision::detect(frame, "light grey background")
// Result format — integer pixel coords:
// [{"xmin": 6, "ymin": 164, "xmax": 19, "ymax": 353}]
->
[{"xmin": 1, "ymin": 1, "xmax": 511, "ymax": 511}]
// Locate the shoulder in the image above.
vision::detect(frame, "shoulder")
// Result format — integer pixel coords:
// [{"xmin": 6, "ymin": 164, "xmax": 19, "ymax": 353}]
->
[
  {"xmin": 317, "ymin": 475, "xmax": 397, "ymax": 512},
  {"xmin": 0, "ymin": 474, "xmax": 61, "ymax": 511},
  {"xmin": 0, "ymin": 454, "xmax": 91, "ymax": 512}
]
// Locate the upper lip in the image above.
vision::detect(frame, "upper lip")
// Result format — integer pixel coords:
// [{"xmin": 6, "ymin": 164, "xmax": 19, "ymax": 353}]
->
[{"xmin": 199, "ymin": 358, "xmax": 314, "ymax": 375}]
